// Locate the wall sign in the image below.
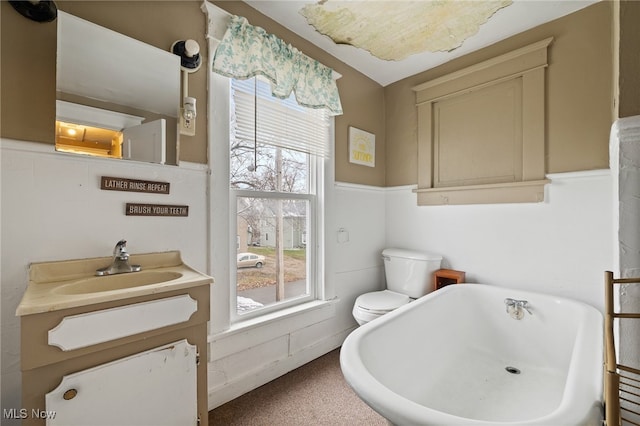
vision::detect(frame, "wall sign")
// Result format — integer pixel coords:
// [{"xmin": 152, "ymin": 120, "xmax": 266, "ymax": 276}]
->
[
  {"xmin": 125, "ymin": 203, "xmax": 189, "ymax": 217},
  {"xmin": 101, "ymin": 176, "xmax": 170, "ymax": 194},
  {"xmin": 349, "ymin": 126, "xmax": 376, "ymax": 167}
]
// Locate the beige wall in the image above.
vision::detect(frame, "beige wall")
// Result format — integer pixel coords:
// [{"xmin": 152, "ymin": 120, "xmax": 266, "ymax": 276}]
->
[
  {"xmin": 1, "ymin": 1, "xmax": 57, "ymax": 145},
  {"xmin": 385, "ymin": 2, "xmax": 615, "ymax": 186},
  {"xmin": 0, "ymin": 1, "xmax": 386, "ymax": 185}
]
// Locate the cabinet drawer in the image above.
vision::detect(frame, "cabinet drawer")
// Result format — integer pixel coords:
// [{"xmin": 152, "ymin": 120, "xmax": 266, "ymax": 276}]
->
[
  {"xmin": 49, "ymin": 294, "xmax": 197, "ymax": 351},
  {"xmin": 20, "ymin": 284, "xmax": 210, "ymax": 371}
]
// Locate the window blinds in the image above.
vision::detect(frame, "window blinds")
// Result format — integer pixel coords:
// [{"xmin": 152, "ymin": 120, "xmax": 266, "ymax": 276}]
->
[{"xmin": 231, "ymin": 77, "xmax": 331, "ymax": 158}]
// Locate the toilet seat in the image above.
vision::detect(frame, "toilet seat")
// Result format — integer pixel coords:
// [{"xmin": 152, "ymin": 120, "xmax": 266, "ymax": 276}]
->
[
  {"xmin": 353, "ymin": 290, "xmax": 411, "ymax": 325},
  {"xmin": 355, "ymin": 290, "xmax": 410, "ymax": 314}
]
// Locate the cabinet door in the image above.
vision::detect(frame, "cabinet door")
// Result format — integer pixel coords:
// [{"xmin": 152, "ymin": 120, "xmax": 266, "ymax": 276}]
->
[
  {"xmin": 122, "ymin": 118, "xmax": 166, "ymax": 164},
  {"xmin": 46, "ymin": 340, "xmax": 197, "ymax": 426}
]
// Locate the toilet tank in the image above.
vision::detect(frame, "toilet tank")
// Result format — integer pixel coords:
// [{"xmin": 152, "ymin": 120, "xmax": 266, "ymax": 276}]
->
[{"xmin": 382, "ymin": 248, "xmax": 442, "ymax": 298}]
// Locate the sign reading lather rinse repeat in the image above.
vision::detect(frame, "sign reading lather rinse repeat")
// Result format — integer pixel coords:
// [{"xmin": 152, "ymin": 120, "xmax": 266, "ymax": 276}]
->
[{"xmin": 101, "ymin": 176, "xmax": 170, "ymax": 194}]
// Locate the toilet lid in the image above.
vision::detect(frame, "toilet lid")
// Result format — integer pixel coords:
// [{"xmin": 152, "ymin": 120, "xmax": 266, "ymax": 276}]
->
[{"xmin": 356, "ymin": 291, "xmax": 410, "ymax": 313}]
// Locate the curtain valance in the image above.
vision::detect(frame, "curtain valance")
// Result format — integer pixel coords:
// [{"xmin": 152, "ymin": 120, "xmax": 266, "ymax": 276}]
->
[{"xmin": 212, "ymin": 15, "xmax": 343, "ymax": 116}]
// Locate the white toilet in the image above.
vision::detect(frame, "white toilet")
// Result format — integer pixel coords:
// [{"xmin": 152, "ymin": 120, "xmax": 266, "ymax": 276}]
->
[{"xmin": 352, "ymin": 248, "xmax": 443, "ymax": 325}]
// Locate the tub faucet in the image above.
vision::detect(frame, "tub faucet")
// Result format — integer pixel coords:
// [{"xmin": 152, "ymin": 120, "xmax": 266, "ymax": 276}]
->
[
  {"xmin": 95, "ymin": 239, "xmax": 142, "ymax": 276},
  {"xmin": 504, "ymin": 298, "xmax": 532, "ymax": 320}
]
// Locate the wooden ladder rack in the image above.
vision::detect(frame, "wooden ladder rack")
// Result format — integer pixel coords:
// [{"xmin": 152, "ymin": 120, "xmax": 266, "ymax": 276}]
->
[{"xmin": 605, "ymin": 271, "xmax": 640, "ymax": 426}]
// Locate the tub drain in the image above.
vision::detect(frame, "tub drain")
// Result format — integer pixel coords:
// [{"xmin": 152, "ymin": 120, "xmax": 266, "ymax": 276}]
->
[{"xmin": 505, "ymin": 366, "xmax": 521, "ymax": 374}]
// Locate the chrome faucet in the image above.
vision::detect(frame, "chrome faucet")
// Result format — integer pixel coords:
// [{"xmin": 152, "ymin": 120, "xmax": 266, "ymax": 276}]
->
[
  {"xmin": 504, "ymin": 298, "xmax": 532, "ymax": 320},
  {"xmin": 95, "ymin": 239, "xmax": 142, "ymax": 276}
]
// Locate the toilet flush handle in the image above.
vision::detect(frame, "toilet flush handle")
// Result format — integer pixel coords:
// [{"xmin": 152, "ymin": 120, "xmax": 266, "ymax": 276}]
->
[{"xmin": 382, "ymin": 255, "xmax": 391, "ymax": 261}]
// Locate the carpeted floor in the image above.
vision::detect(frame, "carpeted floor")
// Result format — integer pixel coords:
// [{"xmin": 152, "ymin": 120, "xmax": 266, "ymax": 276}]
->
[{"xmin": 208, "ymin": 348, "xmax": 387, "ymax": 425}]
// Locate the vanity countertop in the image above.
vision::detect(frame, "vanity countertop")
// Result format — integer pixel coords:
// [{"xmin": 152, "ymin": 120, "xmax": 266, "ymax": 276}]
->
[{"xmin": 16, "ymin": 251, "xmax": 213, "ymax": 316}]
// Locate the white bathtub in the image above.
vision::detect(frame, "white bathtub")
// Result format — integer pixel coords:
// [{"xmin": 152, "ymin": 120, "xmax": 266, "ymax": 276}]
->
[{"xmin": 340, "ymin": 284, "xmax": 603, "ymax": 425}]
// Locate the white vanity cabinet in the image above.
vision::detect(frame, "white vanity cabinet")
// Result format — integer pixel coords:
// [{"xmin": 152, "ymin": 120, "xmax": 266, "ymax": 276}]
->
[
  {"xmin": 17, "ymin": 252, "xmax": 212, "ymax": 426},
  {"xmin": 20, "ymin": 285, "xmax": 209, "ymax": 426}
]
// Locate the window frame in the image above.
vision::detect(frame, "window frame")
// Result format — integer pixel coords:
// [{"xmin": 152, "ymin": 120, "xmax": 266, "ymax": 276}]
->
[{"xmin": 228, "ymin": 82, "xmax": 328, "ymax": 323}]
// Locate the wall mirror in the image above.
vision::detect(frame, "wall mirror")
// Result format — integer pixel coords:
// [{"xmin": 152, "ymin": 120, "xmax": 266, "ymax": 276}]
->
[{"xmin": 56, "ymin": 11, "xmax": 180, "ymax": 165}]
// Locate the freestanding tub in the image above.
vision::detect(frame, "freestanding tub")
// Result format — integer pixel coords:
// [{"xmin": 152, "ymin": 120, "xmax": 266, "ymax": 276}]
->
[{"xmin": 340, "ymin": 284, "xmax": 603, "ymax": 425}]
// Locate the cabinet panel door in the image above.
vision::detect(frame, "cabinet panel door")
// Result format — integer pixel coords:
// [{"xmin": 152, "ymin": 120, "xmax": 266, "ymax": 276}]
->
[
  {"xmin": 122, "ymin": 118, "xmax": 166, "ymax": 164},
  {"xmin": 46, "ymin": 339, "xmax": 197, "ymax": 426}
]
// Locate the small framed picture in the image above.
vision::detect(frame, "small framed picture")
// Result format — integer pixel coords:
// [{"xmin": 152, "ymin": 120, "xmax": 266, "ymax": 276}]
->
[{"xmin": 349, "ymin": 126, "xmax": 375, "ymax": 167}]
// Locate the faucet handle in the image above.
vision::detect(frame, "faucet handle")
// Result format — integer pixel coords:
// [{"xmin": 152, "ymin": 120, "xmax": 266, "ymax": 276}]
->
[
  {"xmin": 517, "ymin": 300, "xmax": 533, "ymax": 315},
  {"xmin": 505, "ymin": 298, "xmax": 533, "ymax": 315},
  {"xmin": 504, "ymin": 298, "xmax": 516, "ymax": 313},
  {"xmin": 113, "ymin": 239, "xmax": 129, "ymax": 259}
]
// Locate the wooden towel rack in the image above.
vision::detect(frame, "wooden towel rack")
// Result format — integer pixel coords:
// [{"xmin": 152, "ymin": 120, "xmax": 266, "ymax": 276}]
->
[{"xmin": 604, "ymin": 271, "xmax": 640, "ymax": 426}]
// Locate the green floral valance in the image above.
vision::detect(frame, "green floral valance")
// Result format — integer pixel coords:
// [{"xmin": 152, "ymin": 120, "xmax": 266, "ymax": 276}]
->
[{"xmin": 212, "ymin": 15, "xmax": 343, "ymax": 116}]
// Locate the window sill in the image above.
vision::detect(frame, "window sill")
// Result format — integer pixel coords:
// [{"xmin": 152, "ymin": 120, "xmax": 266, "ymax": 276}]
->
[
  {"xmin": 208, "ymin": 299, "xmax": 336, "ymax": 343},
  {"xmin": 413, "ymin": 179, "xmax": 550, "ymax": 205}
]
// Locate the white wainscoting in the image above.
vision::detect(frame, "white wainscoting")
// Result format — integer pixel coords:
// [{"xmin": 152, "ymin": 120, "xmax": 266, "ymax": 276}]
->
[{"xmin": 385, "ymin": 170, "xmax": 614, "ymax": 312}]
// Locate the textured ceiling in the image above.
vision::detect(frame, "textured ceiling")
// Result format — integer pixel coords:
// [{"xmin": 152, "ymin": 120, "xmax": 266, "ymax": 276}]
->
[
  {"xmin": 299, "ymin": 1, "xmax": 513, "ymax": 61},
  {"xmin": 246, "ymin": 0, "xmax": 599, "ymax": 86}
]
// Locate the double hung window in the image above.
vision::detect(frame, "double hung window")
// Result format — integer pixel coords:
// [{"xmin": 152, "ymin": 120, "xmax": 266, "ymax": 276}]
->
[{"xmin": 229, "ymin": 76, "xmax": 329, "ymax": 319}]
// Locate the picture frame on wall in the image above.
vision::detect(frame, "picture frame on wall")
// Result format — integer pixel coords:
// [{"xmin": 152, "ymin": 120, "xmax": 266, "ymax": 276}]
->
[{"xmin": 348, "ymin": 126, "xmax": 375, "ymax": 167}]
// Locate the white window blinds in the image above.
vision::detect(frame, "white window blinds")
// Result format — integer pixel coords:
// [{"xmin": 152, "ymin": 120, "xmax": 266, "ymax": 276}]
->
[{"xmin": 231, "ymin": 77, "xmax": 331, "ymax": 158}]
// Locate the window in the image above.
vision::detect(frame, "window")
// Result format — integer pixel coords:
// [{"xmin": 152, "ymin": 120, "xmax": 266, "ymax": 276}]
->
[{"xmin": 229, "ymin": 76, "xmax": 329, "ymax": 319}]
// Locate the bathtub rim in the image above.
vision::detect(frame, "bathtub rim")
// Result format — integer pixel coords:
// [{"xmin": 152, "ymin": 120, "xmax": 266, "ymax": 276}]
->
[{"xmin": 340, "ymin": 283, "xmax": 604, "ymax": 425}]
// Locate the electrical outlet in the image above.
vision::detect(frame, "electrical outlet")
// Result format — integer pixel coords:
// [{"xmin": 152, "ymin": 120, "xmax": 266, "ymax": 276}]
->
[{"xmin": 179, "ymin": 108, "xmax": 196, "ymax": 136}]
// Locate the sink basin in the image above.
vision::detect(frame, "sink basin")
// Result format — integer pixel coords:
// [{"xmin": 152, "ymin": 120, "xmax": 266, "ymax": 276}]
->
[
  {"xmin": 53, "ymin": 271, "xmax": 183, "ymax": 295},
  {"xmin": 16, "ymin": 251, "xmax": 214, "ymax": 316}
]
